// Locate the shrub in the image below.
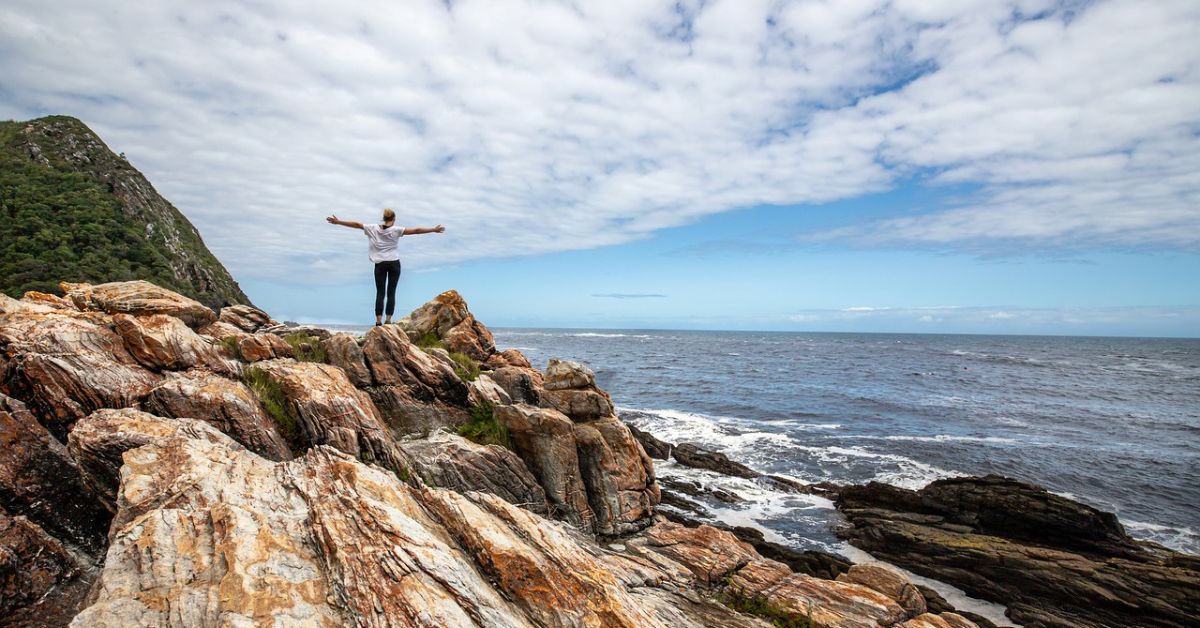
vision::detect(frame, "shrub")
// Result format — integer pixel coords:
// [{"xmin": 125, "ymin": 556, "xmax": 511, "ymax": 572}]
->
[
  {"xmin": 218, "ymin": 335, "xmax": 242, "ymax": 361},
  {"xmin": 242, "ymin": 367, "xmax": 306, "ymax": 453},
  {"xmin": 416, "ymin": 331, "xmax": 445, "ymax": 350},
  {"xmin": 717, "ymin": 589, "xmax": 810, "ymax": 628},
  {"xmin": 448, "ymin": 351, "xmax": 479, "ymax": 382},
  {"xmin": 284, "ymin": 332, "xmax": 326, "ymax": 363},
  {"xmin": 457, "ymin": 402, "xmax": 510, "ymax": 449}
]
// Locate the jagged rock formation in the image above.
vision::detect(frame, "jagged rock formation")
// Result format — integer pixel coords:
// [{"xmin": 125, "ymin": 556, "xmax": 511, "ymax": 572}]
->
[
  {"xmin": 837, "ymin": 476, "xmax": 1200, "ymax": 627},
  {"xmin": 0, "ymin": 117, "xmax": 250, "ymax": 308}
]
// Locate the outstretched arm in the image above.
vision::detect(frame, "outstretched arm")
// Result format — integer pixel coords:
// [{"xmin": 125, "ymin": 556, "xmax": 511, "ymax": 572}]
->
[
  {"xmin": 326, "ymin": 215, "xmax": 364, "ymax": 230},
  {"xmin": 403, "ymin": 225, "xmax": 446, "ymax": 235}
]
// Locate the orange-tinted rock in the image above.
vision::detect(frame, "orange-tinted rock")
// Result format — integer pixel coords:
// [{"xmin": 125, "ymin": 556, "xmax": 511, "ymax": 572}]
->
[
  {"xmin": 574, "ymin": 416, "xmax": 659, "ymax": 535},
  {"xmin": 400, "ymin": 431, "xmax": 548, "ymax": 516},
  {"xmin": 739, "ymin": 570, "xmax": 908, "ymax": 628},
  {"xmin": 61, "ymin": 280, "xmax": 216, "ymax": 327},
  {"xmin": 0, "ymin": 394, "xmax": 110, "ymax": 554},
  {"xmin": 631, "ymin": 522, "xmax": 759, "ymax": 585},
  {"xmin": 248, "ymin": 359, "xmax": 411, "ymax": 475},
  {"xmin": 468, "ymin": 373, "xmax": 513, "ymax": 406},
  {"xmin": 486, "ymin": 348, "xmax": 532, "ymax": 370},
  {"xmin": 837, "ymin": 563, "xmax": 926, "ymax": 617},
  {"xmin": 361, "ymin": 325, "xmax": 469, "ymax": 404},
  {"xmin": 542, "ymin": 388, "xmax": 615, "ymax": 422},
  {"xmin": 113, "ymin": 313, "xmax": 235, "ymax": 374},
  {"xmin": 21, "ymin": 291, "xmax": 75, "ymax": 310},
  {"xmin": 217, "ymin": 304, "xmax": 276, "ymax": 332},
  {"xmin": 496, "ymin": 403, "xmax": 595, "ymax": 531},
  {"xmin": 899, "ymin": 613, "xmax": 981, "ymax": 628},
  {"xmin": 237, "ymin": 332, "xmax": 293, "ymax": 362},
  {"xmin": 321, "ymin": 332, "xmax": 371, "ymax": 387},
  {"xmin": 543, "ymin": 358, "xmax": 596, "ymax": 390},
  {"xmin": 0, "ymin": 310, "xmax": 159, "ymax": 436},
  {"xmin": 488, "ymin": 366, "xmax": 544, "ymax": 405},
  {"xmin": 142, "ymin": 370, "xmax": 292, "ymax": 461},
  {"xmin": 398, "ymin": 290, "xmax": 496, "ymax": 361}
]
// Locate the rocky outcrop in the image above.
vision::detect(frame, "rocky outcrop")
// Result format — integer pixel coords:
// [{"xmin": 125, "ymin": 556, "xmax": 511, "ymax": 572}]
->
[
  {"xmin": 217, "ymin": 304, "xmax": 276, "ymax": 332},
  {"xmin": 142, "ymin": 370, "xmax": 293, "ymax": 461},
  {"xmin": 360, "ymin": 324, "xmax": 471, "ymax": 435},
  {"xmin": 673, "ymin": 442, "xmax": 760, "ymax": 479},
  {"xmin": 62, "ymin": 280, "xmax": 217, "ymax": 328},
  {"xmin": 112, "ymin": 313, "xmax": 234, "ymax": 375},
  {"xmin": 398, "ymin": 289, "xmax": 496, "ymax": 361},
  {"xmin": 837, "ymin": 564, "xmax": 927, "ymax": 618},
  {"xmin": 237, "ymin": 332, "xmax": 294, "ymax": 362},
  {"xmin": 628, "ymin": 423, "xmax": 673, "ymax": 459},
  {"xmin": 0, "ymin": 510, "xmax": 95, "ymax": 627},
  {"xmin": 321, "ymin": 332, "xmax": 372, "ymax": 387},
  {"xmin": 837, "ymin": 476, "xmax": 1200, "ymax": 628},
  {"xmin": 400, "ymin": 431, "xmax": 549, "ymax": 516},
  {"xmin": 0, "ymin": 394, "xmax": 110, "ymax": 555},
  {"xmin": 496, "ymin": 403, "xmax": 596, "ymax": 530}
]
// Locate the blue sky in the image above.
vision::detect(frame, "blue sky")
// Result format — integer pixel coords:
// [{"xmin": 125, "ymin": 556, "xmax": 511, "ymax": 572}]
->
[{"xmin": 2, "ymin": 0, "xmax": 1199, "ymax": 335}]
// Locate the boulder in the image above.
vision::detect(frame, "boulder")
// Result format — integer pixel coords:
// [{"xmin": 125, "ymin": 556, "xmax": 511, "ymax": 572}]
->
[
  {"xmin": 488, "ymin": 366, "xmax": 544, "ymax": 404},
  {"xmin": 217, "ymin": 304, "xmax": 276, "ymax": 332},
  {"xmin": 361, "ymin": 325, "xmax": 470, "ymax": 405},
  {"xmin": 397, "ymin": 290, "xmax": 496, "ymax": 361},
  {"xmin": 541, "ymin": 387, "xmax": 615, "ymax": 422},
  {"xmin": 113, "ymin": 313, "xmax": 234, "ymax": 374},
  {"xmin": 0, "ymin": 510, "xmax": 95, "ymax": 626},
  {"xmin": 898, "ymin": 613, "xmax": 980, "ymax": 628},
  {"xmin": 61, "ymin": 280, "xmax": 216, "ymax": 328},
  {"xmin": 366, "ymin": 385, "xmax": 470, "ymax": 437},
  {"xmin": 21, "ymin": 291, "xmax": 76, "ymax": 310},
  {"xmin": 400, "ymin": 431, "xmax": 549, "ymax": 516},
  {"xmin": 0, "ymin": 292, "xmax": 58, "ymax": 315},
  {"xmin": 0, "ymin": 310, "xmax": 160, "ymax": 437},
  {"xmin": 836, "ymin": 475, "xmax": 1200, "ymax": 628},
  {"xmin": 574, "ymin": 415, "xmax": 660, "ymax": 535},
  {"xmin": 485, "ymin": 348, "xmax": 532, "ymax": 370},
  {"xmin": 0, "ymin": 394, "xmax": 110, "ymax": 555},
  {"xmin": 726, "ymin": 560, "xmax": 908, "ymax": 628},
  {"xmin": 672, "ymin": 443, "xmax": 760, "ymax": 479},
  {"xmin": 247, "ymin": 359, "xmax": 412, "ymax": 476},
  {"xmin": 237, "ymin": 332, "xmax": 293, "ymax": 362},
  {"xmin": 66, "ymin": 408, "xmax": 242, "ymax": 512},
  {"xmin": 543, "ymin": 358, "xmax": 596, "ymax": 390},
  {"xmin": 195, "ymin": 320, "xmax": 248, "ymax": 343},
  {"xmin": 496, "ymin": 403, "xmax": 595, "ymax": 531},
  {"xmin": 836, "ymin": 564, "xmax": 926, "ymax": 618},
  {"xmin": 629, "ymin": 522, "xmax": 759, "ymax": 586},
  {"xmin": 142, "ymin": 370, "xmax": 293, "ymax": 461},
  {"xmin": 627, "ymin": 423, "xmax": 673, "ymax": 459},
  {"xmin": 321, "ymin": 332, "xmax": 371, "ymax": 387},
  {"xmin": 468, "ymin": 373, "xmax": 513, "ymax": 406}
]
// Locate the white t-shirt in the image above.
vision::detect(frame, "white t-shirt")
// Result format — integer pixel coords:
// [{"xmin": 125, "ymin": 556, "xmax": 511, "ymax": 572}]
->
[{"xmin": 363, "ymin": 224, "xmax": 404, "ymax": 263}]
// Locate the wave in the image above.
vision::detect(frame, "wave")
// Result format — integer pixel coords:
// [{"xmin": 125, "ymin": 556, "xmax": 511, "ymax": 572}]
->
[
  {"xmin": 883, "ymin": 434, "xmax": 1020, "ymax": 445},
  {"xmin": 1123, "ymin": 520, "xmax": 1200, "ymax": 555}
]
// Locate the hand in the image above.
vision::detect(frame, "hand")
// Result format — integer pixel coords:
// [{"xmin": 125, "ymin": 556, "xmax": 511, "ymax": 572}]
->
[
  {"xmin": 326, "ymin": 215, "xmax": 338, "ymax": 224},
  {"xmin": 434, "ymin": 224, "xmax": 445, "ymax": 233}
]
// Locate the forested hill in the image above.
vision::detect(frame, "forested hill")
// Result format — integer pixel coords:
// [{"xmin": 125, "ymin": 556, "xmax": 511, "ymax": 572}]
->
[{"xmin": 0, "ymin": 115, "xmax": 251, "ymax": 309}]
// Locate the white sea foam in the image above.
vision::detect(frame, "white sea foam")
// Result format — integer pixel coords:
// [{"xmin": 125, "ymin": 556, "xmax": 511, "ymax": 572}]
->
[
  {"xmin": 1124, "ymin": 520, "xmax": 1200, "ymax": 555},
  {"xmin": 884, "ymin": 434, "xmax": 1020, "ymax": 445}
]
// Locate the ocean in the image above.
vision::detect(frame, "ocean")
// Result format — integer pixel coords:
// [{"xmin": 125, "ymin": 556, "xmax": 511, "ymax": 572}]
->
[{"xmin": 491, "ymin": 329, "xmax": 1200, "ymax": 556}]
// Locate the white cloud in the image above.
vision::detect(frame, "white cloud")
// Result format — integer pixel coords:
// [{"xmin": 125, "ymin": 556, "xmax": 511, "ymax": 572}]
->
[{"xmin": 1, "ymin": 0, "xmax": 1197, "ymax": 283}]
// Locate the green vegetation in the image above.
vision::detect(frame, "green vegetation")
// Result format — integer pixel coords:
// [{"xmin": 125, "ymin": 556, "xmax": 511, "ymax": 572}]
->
[
  {"xmin": 717, "ymin": 591, "xmax": 810, "ymax": 628},
  {"xmin": 415, "ymin": 331, "xmax": 445, "ymax": 350},
  {"xmin": 0, "ymin": 116, "xmax": 249, "ymax": 308},
  {"xmin": 448, "ymin": 350, "xmax": 480, "ymax": 382},
  {"xmin": 241, "ymin": 367, "xmax": 306, "ymax": 453},
  {"xmin": 456, "ymin": 401, "xmax": 510, "ymax": 449},
  {"xmin": 284, "ymin": 332, "xmax": 326, "ymax": 363},
  {"xmin": 218, "ymin": 336, "xmax": 242, "ymax": 361}
]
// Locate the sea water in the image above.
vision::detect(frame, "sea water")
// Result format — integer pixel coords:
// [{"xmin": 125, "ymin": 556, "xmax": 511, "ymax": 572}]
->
[{"xmin": 492, "ymin": 329, "xmax": 1200, "ymax": 556}]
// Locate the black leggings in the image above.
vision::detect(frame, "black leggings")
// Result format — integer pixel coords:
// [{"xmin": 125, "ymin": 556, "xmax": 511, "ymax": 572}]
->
[{"xmin": 373, "ymin": 260, "xmax": 401, "ymax": 317}]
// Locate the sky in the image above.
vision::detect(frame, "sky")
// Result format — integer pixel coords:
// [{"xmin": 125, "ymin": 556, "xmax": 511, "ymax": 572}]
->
[{"xmin": 2, "ymin": 0, "xmax": 1198, "ymax": 336}]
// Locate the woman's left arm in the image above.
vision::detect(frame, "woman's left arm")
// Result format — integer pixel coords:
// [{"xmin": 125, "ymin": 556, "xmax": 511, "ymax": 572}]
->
[{"xmin": 403, "ymin": 225, "xmax": 446, "ymax": 235}]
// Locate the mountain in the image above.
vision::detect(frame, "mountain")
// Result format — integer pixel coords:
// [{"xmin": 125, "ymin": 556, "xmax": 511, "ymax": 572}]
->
[{"xmin": 0, "ymin": 115, "xmax": 250, "ymax": 309}]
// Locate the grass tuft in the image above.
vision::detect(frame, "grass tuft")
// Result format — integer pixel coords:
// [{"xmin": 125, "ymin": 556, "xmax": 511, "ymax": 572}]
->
[
  {"xmin": 242, "ymin": 366, "xmax": 307, "ymax": 453},
  {"xmin": 448, "ymin": 351, "xmax": 480, "ymax": 382},
  {"xmin": 284, "ymin": 332, "xmax": 326, "ymax": 363},
  {"xmin": 218, "ymin": 335, "xmax": 242, "ymax": 361},
  {"xmin": 415, "ymin": 331, "xmax": 446, "ymax": 350},
  {"xmin": 457, "ymin": 401, "xmax": 510, "ymax": 449}
]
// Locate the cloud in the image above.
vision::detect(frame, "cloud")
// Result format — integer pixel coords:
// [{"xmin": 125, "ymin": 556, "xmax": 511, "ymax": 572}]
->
[
  {"xmin": 1, "ymin": 0, "xmax": 1197, "ymax": 283},
  {"xmin": 592, "ymin": 293, "xmax": 667, "ymax": 299}
]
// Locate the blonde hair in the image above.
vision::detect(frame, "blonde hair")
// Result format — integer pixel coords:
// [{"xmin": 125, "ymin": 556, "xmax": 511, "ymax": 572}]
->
[{"xmin": 382, "ymin": 208, "xmax": 395, "ymax": 226}]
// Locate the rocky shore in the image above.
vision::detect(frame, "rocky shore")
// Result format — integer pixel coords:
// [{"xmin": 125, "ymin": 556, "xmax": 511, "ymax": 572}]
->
[{"xmin": 2, "ymin": 279, "xmax": 990, "ymax": 627}]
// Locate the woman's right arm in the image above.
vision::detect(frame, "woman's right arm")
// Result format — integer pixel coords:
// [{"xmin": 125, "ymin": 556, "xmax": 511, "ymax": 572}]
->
[{"xmin": 326, "ymin": 215, "xmax": 365, "ymax": 230}]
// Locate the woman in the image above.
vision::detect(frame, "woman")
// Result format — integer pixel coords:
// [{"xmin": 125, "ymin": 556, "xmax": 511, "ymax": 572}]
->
[{"xmin": 326, "ymin": 208, "xmax": 445, "ymax": 326}]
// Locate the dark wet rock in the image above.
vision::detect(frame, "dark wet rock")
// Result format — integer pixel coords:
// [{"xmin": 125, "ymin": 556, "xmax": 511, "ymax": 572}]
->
[
  {"xmin": 837, "ymin": 475, "xmax": 1200, "ymax": 628},
  {"xmin": 487, "ymin": 366, "xmax": 544, "ymax": 405},
  {"xmin": 658, "ymin": 488, "xmax": 710, "ymax": 516},
  {"xmin": 672, "ymin": 442, "xmax": 760, "ymax": 479},
  {"xmin": 0, "ymin": 394, "xmax": 110, "ymax": 555},
  {"xmin": 627, "ymin": 423, "xmax": 673, "ymax": 459},
  {"xmin": 660, "ymin": 477, "xmax": 744, "ymax": 504},
  {"xmin": 0, "ymin": 509, "xmax": 96, "ymax": 627}
]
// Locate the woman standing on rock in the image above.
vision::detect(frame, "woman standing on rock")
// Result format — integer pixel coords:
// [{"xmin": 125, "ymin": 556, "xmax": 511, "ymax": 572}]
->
[{"xmin": 326, "ymin": 208, "xmax": 445, "ymax": 326}]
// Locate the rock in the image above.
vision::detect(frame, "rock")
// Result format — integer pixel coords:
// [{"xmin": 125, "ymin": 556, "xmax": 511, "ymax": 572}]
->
[
  {"xmin": 0, "ymin": 309, "xmax": 160, "ymax": 437},
  {"xmin": 543, "ymin": 358, "xmax": 596, "ymax": 390},
  {"xmin": 195, "ymin": 320, "xmax": 248, "ymax": 343},
  {"xmin": 264, "ymin": 323, "xmax": 332, "ymax": 341},
  {"xmin": 397, "ymin": 290, "xmax": 496, "ymax": 361},
  {"xmin": 660, "ymin": 477, "xmax": 744, "ymax": 504},
  {"xmin": 629, "ymin": 522, "xmax": 759, "ymax": 585},
  {"xmin": 628, "ymin": 423, "xmax": 673, "ymax": 459},
  {"xmin": 836, "ymin": 475, "xmax": 1200, "ymax": 628},
  {"xmin": 142, "ymin": 370, "xmax": 293, "ymax": 461},
  {"xmin": 66, "ymin": 408, "xmax": 243, "ymax": 512},
  {"xmin": 400, "ymin": 431, "xmax": 549, "ymax": 516},
  {"xmin": 361, "ymin": 325, "xmax": 471, "ymax": 407},
  {"xmin": 672, "ymin": 443, "xmax": 760, "ymax": 479},
  {"xmin": 0, "ymin": 394, "xmax": 110, "ymax": 555},
  {"xmin": 540, "ymin": 387, "xmax": 615, "ymax": 422},
  {"xmin": 217, "ymin": 304, "xmax": 276, "ymax": 332},
  {"xmin": 0, "ymin": 510, "xmax": 95, "ymax": 626},
  {"xmin": 496, "ymin": 403, "xmax": 595, "ymax": 531},
  {"xmin": 320, "ymin": 332, "xmax": 371, "ymax": 387},
  {"xmin": 726, "ymin": 560, "xmax": 908, "ymax": 628},
  {"xmin": 468, "ymin": 373, "xmax": 513, "ymax": 406},
  {"xmin": 1, "ymin": 292, "xmax": 58, "ymax": 315},
  {"xmin": 112, "ymin": 313, "xmax": 234, "ymax": 374},
  {"xmin": 366, "ymin": 385, "xmax": 470, "ymax": 437},
  {"xmin": 836, "ymin": 564, "xmax": 926, "ymax": 617},
  {"xmin": 21, "ymin": 291, "xmax": 76, "ymax": 310},
  {"xmin": 658, "ymin": 489, "xmax": 710, "ymax": 516},
  {"xmin": 485, "ymin": 348, "xmax": 532, "ymax": 370},
  {"xmin": 574, "ymin": 415, "xmax": 660, "ymax": 535},
  {"xmin": 237, "ymin": 332, "xmax": 293, "ymax": 362},
  {"xmin": 247, "ymin": 359, "xmax": 412, "ymax": 476},
  {"xmin": 70, "ymin": 420, "xmax": 774, "ymax": 627},
  {"xmin": 62, "ymin": 280, "xmax": 216, "ymax": 328},
  {"xmin": 898, "ymin": 613, "xmax": 980, "ymax": 628},
  {"xmin": 488, "ymin": 366, "xmax": 544, "ymax": 404}
]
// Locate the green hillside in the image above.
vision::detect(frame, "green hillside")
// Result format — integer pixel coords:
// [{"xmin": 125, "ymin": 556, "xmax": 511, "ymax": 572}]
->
[{"xmin": 0, "ymin": 115, "xmax": 250, "ymax": 308}]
